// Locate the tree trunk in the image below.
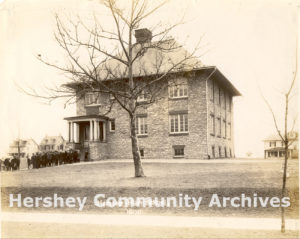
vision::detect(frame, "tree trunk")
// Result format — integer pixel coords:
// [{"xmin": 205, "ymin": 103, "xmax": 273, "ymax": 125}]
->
[
  {"xmin": 281, "ymin": 145, "xmax": 288, "ymax": 233},
  {"xmin": 281, "ymin": 94, "xmax": 289, "ymax": 233},
  {"xmin": 130, "ymin": 116, "xmax": 145, "ymax": 177}
]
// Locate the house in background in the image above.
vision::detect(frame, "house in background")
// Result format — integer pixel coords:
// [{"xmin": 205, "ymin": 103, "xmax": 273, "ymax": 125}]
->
[
  {"xmin": 39, "ymin": 135, "xmax": 66, "ymax": 152},
  {"xmin": 263, "ymin": 131, "xmax": 298, "ymax": 159},
  {"xmin": 8, "ymin": 139, "xmax": 39, "ymax": 158},
  {"xmin": 64, "ymin": 28, "xmax": 241, "ymax": 161}
]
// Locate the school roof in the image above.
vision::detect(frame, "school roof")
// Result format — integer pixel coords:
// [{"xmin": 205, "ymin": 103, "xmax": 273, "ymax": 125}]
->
[{"xmin": 64, "ymin": 39, "xmax": 241, "ymax": 96}]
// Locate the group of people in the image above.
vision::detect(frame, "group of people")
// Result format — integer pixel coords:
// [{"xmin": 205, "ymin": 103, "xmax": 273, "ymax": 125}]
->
[
  {"xmin": 1, "ymin": 150, "xmax": 80, "ymax": 171},
  {"xmin": 28, "ymin": 150, "xmax": 80, "ymax": 169},
  {"xmin": 2, "ymin": 156, "xmax": 20, "ymax": 171}
]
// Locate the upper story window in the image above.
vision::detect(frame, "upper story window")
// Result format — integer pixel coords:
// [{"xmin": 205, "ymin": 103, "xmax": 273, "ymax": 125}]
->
[
  {"xmin": 210, "ymin": 114, "xmax": 215, "ymax": 136},
  {"xmin": 169, "ymin": 78, "xmax": 188, "ymax": 99},
  {"xmin": 136, "ymin": 116, "xmax": 148, "ymax": 135},
  {"xmin": 210, "ymin": 80, "xmax": 214, "ymax": 102},
  {"xmin": 170, "ymin": 113, "xmax": 188, "ymax": 134},
  {"xmin": 137, "ymin": 90, "xmax": 147, "ymax": 102},
  {"xmin": 109, "ymin": 119, "xmax": 116, "ymax": 132},
  {"xmin": 85, "ymin": 92, "xmax": 100, "ymax": 106}
]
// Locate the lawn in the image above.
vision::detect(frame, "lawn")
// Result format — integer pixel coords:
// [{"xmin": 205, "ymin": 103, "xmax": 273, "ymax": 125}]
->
[{"xmin": 1, "ymin": 159, "xmax": 299, "ymax": 219}]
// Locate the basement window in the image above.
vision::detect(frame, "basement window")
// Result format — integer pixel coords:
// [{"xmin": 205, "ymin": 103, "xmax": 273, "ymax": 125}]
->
[{"xmin": 173, "ymin": 145, "xmax": 185, "ymax": 158}]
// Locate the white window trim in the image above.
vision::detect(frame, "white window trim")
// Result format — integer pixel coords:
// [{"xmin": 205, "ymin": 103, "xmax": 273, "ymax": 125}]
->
[
  {"xmin": 137, "ymin": 90, "xmax": 147, "ymax": 102},
  {"xmin": 169, "ymin": 114, "xmax": 189, "ymax": 134},
  {"xmin": 109, "ymin": 120, "xmax": 115, "ymax": 132},
  {"xmin": 85, "ymin": 92, "xmax": 101, "ymax": 106},
  {"xmin": 169, "ymin": 84, "xmax": 188, "ymax": 99},
  {"xmin": 136, "ymin": 116, "xmax": 148, "ymax": 136}
]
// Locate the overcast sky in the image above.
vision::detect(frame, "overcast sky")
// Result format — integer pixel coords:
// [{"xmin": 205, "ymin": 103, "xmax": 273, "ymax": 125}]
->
[{"xmin": 0, "ymin": 0, "xmax": 298, "ymax": 158}]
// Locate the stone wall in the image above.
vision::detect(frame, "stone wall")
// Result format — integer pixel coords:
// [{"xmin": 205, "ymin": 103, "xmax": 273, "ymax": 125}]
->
[{"xmin": 74, "ymin": 73, "xmax": 235, "ymax": 160}]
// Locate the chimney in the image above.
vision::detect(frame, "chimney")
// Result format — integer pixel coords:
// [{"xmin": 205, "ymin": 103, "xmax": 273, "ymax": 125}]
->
[{"xmin": 134, "ymin": 28, "xmax": 152, "ymax": 44}]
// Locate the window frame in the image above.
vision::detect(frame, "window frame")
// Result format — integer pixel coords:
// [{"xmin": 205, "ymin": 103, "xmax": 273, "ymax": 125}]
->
[
  {"xmin": 109, "ymin": 119, "xmax": 116, "ymax": 132},
  {"xmin": 210, "ymin": 113, "xmax": 215, "ymax": 136},
  {"xmin": 173, "ymin": 145, "xmax": 185, "ymax": 158},
  {"xmin": 85, "ymin": 92, "xmax": 101, "ymax": 106},
  {"xmin": 168, "ymin": 79, "xmax": 188, "ymax": 99},
  {"xmin": 136, "ymin": 116, "xmax": 148, "ymax": 136},
  {"xmin": 169, "ymin": 113, "xmax": 189, "ymax": 134}
]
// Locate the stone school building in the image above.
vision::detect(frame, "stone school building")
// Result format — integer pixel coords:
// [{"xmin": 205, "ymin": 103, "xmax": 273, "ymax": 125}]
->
[{"xmin": 64, "ymin": 29, "xmax": 241, "ymax": 161}]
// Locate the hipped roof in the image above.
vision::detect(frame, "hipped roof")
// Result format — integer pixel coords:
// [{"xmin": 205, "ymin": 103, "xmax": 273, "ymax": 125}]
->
[{"xmin": 64, "ymin": 39, "xmax": 241, "ymax": 96}]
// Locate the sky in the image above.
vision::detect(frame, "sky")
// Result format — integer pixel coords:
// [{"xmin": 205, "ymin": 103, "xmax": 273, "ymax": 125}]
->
[{"xmin": 0, "ymin": 0, "xmax": 298, "ymax": 158}]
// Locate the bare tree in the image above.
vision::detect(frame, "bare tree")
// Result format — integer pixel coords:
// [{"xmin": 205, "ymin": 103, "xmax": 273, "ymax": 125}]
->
[
  {"xmin": 261, "ymin": 44, "xmax": 298, "ymax": 232},
  {"xmin": 24, "ymin": 0, "xmax": 203, "ymax": 177}
]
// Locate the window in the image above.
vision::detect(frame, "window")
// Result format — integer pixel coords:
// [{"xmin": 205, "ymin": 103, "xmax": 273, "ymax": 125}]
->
[
  {"xmin": 218, "ymin": 87, "xmax": 221, "ymax": 105},
  {"xmin": 110, "ymin": 119, "xmax": 116, "ymax": 132},
  {"xmin": 216, "ymin": 117, "xmax": 221, "ymax": 137},
  {"xmin": 228, "ymin": 96, "xmax": 232, "ymax": 112},
  {"xmin": 109, "ymin": 93, "xmax": 115, "ymax": 100},
  {"xmin": 169, "ymin": 79, "xmax": 188, "ymax": 99},
  {"xmin": 210, "ymin": 114, "xmax": 215, "ymax": 135},
  {"xmin": 173, "ymin": 145, "xmax": 185, "ymax": 157},
  {"xmin": 137, "ymin": 90, "xmax": 147, "ymax": 102},
  {"xmin": 170, "ymin": 113, "xmax": 188, "ymax": 133},
  {"xmin": 222, "ymin": 120, "xmax": 226, "ymax": 138},
  {"xmin": 219, "ymin": 146, "xmax": 222, "ymax": 158},
  {"xmin": 140, "ymin": 149, "xmax": 144, "ymax": 157},
  {"xmin": 227, "ymin": 122, "xmax": 231, "ymax": 139},
  {"xmin": 224, "ymin": 147, "xmax": 227, "ymax": 158},
  {"xmin": 210, "ymin": 80, "xmax": 214, "ymax": 102},
  {"xmin": 136, "ymin": 116, "xmax": 147, "ymax": 135},
  {"xmin": 211, "ymin": 146, "xmax": 215, "ymax": 158},
  {"xmin": 229, "ymin": 148, "xmax": 232, "ymax": 157},
  {"xmin": 85, "ymin": 92, "xmax": 100, "ymax": 105},
  {"xmin": 223, "ymin": 92, "xmax": 226, "ymax": 109}
]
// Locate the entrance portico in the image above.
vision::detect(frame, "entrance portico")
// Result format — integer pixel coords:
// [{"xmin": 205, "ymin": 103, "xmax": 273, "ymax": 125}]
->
[{"xmin": 64, "ymin": 115, "xmax": 108, "ymax": 161}]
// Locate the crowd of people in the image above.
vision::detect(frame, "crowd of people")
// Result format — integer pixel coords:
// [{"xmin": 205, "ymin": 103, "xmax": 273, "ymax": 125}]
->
[
  {"xmin": 28, "ymin": 150, "xmax": 79, "ymax": 169},
  {"xmin": 1, "ymin": 150, "xmax": 80, "ymax": 171}
]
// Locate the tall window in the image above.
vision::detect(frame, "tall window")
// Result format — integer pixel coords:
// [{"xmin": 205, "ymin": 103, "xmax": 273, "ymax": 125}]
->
[
  {"xmin": 210, "ymin": 114, "xmax": 215, "ymax": 135},
  {"xmin": 110, "ymin": 119, "xmax": 115, "ymax": 132},
  {"xmin": 210, "ymin": 80, "xmax": 214, "ymax": 102},
  {"xmin": 227, "ymin": 122, "xmax": 231, "ymax": 139},
  {"xmin": 211, "ymin": 146, "xmax": 215, "ymax": 158},
  {"xmin": 170, "ymin": 114, "xmax": 188, "ymax": 133},
  {"xmin": 169, "ymin": 79, "xmax": 188, "ymax": 99},
  {"xmin": 85, "ymin": 92, "xmax": 100, "ymax": 105},
  {"xmin": 216, "ymin": 117, "xmax": 221, "ymax": 137},
  {"xmin": 136, "ymin": 116, "xmax": 147, "ymax": 135},
  {"xmin": 222, "ymin": 120, "xmax": 226, "ymax": 138}
]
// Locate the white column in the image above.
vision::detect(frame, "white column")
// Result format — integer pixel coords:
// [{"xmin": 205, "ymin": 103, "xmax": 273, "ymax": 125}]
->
[
  {"xmin": 68, "ymin": 122, "xmax": 71, "ymax": 142},
  {"xmin": 75, "ymin": 123, "xmax": 79, "ymax": 143},
  {"xmin": 89, "ymin": 120, "xmax": 93, "ymax": 141},
  {"xmin": 71, "ymin": 122, "xmax": 74, "ymax": 143},
  {"xmin": 103, "ymin": 121, "xmax": 106, "ymax": 141},
  {"xmin": 94, "ymin": 120, "xmax": 99, "ymax": 141}
]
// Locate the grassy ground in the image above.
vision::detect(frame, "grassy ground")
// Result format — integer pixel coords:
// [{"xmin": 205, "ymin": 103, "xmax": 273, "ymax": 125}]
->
[
  {"xmin": 1, "ymin": 159, "xmax": 299, "ymax": 189},
  {"xmin": 1, "ymin": 159, "xmax": 298, "ymax": 218},
  {"xmin": 1, "ymin": 159, "xmax": 299, "ymax": 238}
]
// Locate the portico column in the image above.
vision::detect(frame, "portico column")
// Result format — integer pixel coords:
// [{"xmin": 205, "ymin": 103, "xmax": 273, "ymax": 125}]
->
[
  {"xmin": 89, "ymin": 120, "xmax": 93, "ymax": 141},
  {"xmin": 103, "ymin": 121, "xmax": 106, "ymax": 141},
  {"xmin": 94, "ymin": 120, "xmax": 99, "ymax": 141},
  {"xmin": 75, "ymin": 123, "xmax": 79, "ymax": 143},
  {"xmin": 68, "ymin": 122, "xmax": 71, "ymax": 142},
  {"xmin": 71, "ymin": 122, "xmax": 74, "ymax": 143}
]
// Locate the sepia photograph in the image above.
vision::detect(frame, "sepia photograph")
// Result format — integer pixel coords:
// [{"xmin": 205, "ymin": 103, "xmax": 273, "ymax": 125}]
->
[{"xmin": 0, "ymin": 0, "xmax": 298, "ymax": 238}]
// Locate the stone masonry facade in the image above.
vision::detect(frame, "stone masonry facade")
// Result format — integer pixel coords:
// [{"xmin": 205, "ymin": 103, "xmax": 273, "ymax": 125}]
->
[{"xmin": 70, "ymin": 70, "xmax": 236, "ymax": 160}]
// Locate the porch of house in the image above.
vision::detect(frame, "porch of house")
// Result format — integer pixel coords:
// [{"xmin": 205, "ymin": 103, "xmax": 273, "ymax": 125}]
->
[
  {"xmin": 264, "ymin": 147, "xmax": 292, "ymax": 159},
  {"xmin": 64, "ymin": 115, "xmax": 109, "ymax": 161}
]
